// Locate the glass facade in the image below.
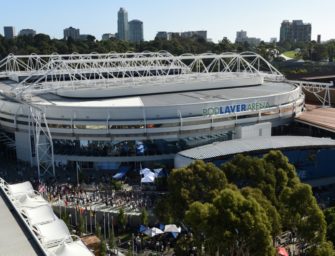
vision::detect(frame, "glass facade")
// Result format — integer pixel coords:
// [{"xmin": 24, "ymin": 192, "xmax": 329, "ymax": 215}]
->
[{"xmin": 53, "ymin": 132, "xmax": 233, "ymax": 158}]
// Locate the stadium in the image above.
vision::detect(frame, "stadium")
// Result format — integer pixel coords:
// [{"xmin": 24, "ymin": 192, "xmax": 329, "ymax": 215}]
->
[{"xmin": 0, "ymin": 51, "xmax": 304, "ymax": 177}]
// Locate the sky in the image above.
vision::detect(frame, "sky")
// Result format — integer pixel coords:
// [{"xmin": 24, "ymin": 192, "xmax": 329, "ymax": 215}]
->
[{"xmin": 1, "ymin": 0, "xmax": 335, "ymax": 42}]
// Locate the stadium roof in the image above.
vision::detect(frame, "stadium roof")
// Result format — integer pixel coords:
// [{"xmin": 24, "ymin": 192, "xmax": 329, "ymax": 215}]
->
[
  {"xmin": 20, "ymin": 81, "xmax": 295, "ymax": 107},
  {"xmin": 177, "ymin": 136, "xmax": 335, "ymax": 160}
]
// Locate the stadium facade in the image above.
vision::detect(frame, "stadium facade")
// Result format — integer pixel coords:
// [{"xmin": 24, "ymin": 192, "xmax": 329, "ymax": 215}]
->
[{"xmin": 0, "ymin": 52, "xmax": 304, "ymax": 176}]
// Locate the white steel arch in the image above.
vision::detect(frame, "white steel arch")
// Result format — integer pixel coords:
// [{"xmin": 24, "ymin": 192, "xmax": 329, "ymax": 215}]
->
[
  {"xmin": 0, "ymin": 51, "xmax": 285, "ymax": 99},
  {"xmin": 289, "ymin": 80, "xmax": 333, "ymax": 107}
]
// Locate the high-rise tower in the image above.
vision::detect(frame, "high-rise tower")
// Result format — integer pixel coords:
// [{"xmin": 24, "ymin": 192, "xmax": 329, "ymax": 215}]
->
[
  {"xmin": 128, "ymin": 20, "xmax": 143, "ymax": 43},
  {"xmin": 117, "ymin": 7, "xmax": 128, "ymax": 41}
]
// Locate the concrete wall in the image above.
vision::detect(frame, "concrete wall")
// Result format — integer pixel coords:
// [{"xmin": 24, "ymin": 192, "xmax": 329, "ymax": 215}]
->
[
  {"xmin": 15, "ymin": 131, "xmax": 32, "ymax": 162},
  {"xmin": 235, "ymin": 122, "xmax": 272, "ymax": 139}
]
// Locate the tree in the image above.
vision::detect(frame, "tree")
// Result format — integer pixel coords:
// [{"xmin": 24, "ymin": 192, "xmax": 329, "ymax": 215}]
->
[
  {"xmin": 222, "ymin": 151, "xmax": 327, "ymax": 248},
  {"xmin": 109, "ymin": 221, "xmax": 116, "ymax": 250},
  {"xmin": 140, "ymin": 208, "xmax": 149, "ymax": 226},
  {"xmin": 241, "ymin": 187, "xmax": 282, "ymax": 238},
  {"xmin": 95, "ymin": 222, "xmax": 102, "ymax": 238},
  {"xmin": 280, "ymin": 183, "xmax": 326, "ymax": 246},
  {"xmin": 118, "ymin": 208, "xmax": 127, "ymax": 232},
  {"xmin": 100, "ymin": 239, "xmax": 107, "ymax": 256},
  {"xmin": 185, "ymin": 188, "xmax": 275, "ymax": 256},
  {"xmin": 324, "ymin": 207, "xmax": 335, "ymax": 245},
  {"xmin": 78, "ymin": 214, "xmax": 85, "ymax": 236},
  {"xmin": 306, "ymin": 241, "xmax": 335, "ymax": 256},
  {"xmin": 166, "ymin": 160, "xmax": 227, "ymax": 221},
  {"xmin": 157, "ymin": 150, "xmax": 331, "ymax": 255}
]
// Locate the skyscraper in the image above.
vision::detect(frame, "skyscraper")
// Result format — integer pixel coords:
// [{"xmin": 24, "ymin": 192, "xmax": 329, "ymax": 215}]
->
[
  {"xmin": 19, "ymin": 29, "xmax": 36, "ymax": 37},
  {"xmin": 63, "ymin": 27, "xmax": 80, "ymax": 40},
  {"xmin": 235, "ymin": 30, "xmax": 247, "ymax": 43},
  {"xmin": 117, "ymin": 7, "xmax": 128, "ymax": 41},
  {"xmin": 280, "ymin": 20, "xmax": 311, "ymax": 43},
  {"xmin": 3, "ymin": 26, "xmax": 16, "ymax": 39},
  {"xmin": 128, "ymin": 20, "xmax": 143, "ymax": 43}
]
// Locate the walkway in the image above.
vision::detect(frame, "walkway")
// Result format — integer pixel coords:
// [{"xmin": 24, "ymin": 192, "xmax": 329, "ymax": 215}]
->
[
  {"xmin": 0, "ymin": 192, "xmax": 38, "ymax": 256},
  {"xmin": 295, "ymin": 104, "xmax": 335, "ymax": 133}
]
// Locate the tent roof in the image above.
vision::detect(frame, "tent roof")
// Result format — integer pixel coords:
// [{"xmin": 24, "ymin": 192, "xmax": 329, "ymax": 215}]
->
[
  {"xmin": 7, "ymin": 181, "xmax": 34, "ymax": 198},
  {"xmin": 140, "ymin": 168, "xmax": 151, "ymax": 175},
  {"xmin": 164, "ymin": 224, "xmax": 181, "ymax": 233},
  {"xmin": 143, "ymin": 227, "xmax": 164, "ymax": 237},
  {"xmin": 22, "ymin": 205, "xmax": 56, "ymax": 226},
  {"xmin": 35, "ymin": 219, "xmax": 71, "ymax": 247},
  {"xmin": 51, "ymin": 240, "xmax": 93, "ymax": 256},
  {"xmin": 17, "ymin": 194, "xmax": 48, "ymax": 208},
  {"xmin": 113, "ymin": 166, "xmax": 130, "ymax": 179},
  {"xmin": 141, "ymin": 173, "xmax": 155, "ymax": 183}
]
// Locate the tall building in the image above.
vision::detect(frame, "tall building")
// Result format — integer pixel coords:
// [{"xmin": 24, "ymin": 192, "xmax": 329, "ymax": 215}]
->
[
  {"xmin": 19, "ymin": 29, "xmax": 36, "ymax": 37},
  {"xmin": 235, "ymin": 30, "xmax": 261, "ymax": 46},
  {"xmin": 317, "ymin": 34, "xmax": 321, "ymax": 44},
  {"xmin": 102, "ymin": 33, "xmax": 116, "ymax": 40},
  {"xmin": 235, "ymin": 30, "xmax": 247, "ymax": 43},
  {"xmin": 79, "ymin": 34, "xmax": 94, "ymax": 41},
  {"xmin": 117, "ymin": 7, "xmax": 128, "ymax": 41},
  {"xmin": 181, "ymin": 31, "xmax": 207, "ymax": 40},
  {"xmin": 156, "ymin": 31, "xmax": 206, "ymax": 41},
  {"xmin": 280, "ymin": 20, "xmax": 311, "ymax": 43},
  {"xmin": 3, "ymin": 26, "xmax": 16, "ymax": 39},
  {"xmin": 155, "ymin": 31, "xmax": 168, "ymax": 40},
  {"xmin": 63, "ymin": 27, "xmax": 80, "ymax": 40},
  {"xmin": 279, "ymin": 20, "xmax": 291, "ymax": 42},
  {"xmin": 270, "ymin": 38, "xmax": 277, "ymax": 43},
  {"xmin": 128, "ymin": 20, "xmax": 143, "ymax": 43}
]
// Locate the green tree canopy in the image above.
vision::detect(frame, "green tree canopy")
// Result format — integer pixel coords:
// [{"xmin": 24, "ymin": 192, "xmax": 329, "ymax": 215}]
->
[
  {"xmin": 166, "ymin": 160, "xmax": 227, "ymax": 221},
  {"xmin": 186, "ymin": 188, "xmax": 275, "ymax": 256}
]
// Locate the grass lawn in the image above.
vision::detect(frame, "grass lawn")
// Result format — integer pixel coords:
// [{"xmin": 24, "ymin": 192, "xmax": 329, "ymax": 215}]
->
[{"xmin": 282, "ymin": 50, "xmax": 299, "ymax": 59}]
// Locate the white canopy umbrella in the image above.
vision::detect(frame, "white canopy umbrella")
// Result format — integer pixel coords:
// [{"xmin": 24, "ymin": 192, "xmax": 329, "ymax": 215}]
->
[
  {"xmin": 153, "ymin": 168, "xmax": 163, "ymax": 177},
  {"xmin": 139, "ymin": 168, "xmax": 151, "ymax": 175},
  {"xmin": 143, "ymin": 227, "xmax": 164, "ymax": 237},
  {"xmin": 164, "ymin": 224, "xmax": 181, "ymax": 233},
  {"xmin": 21, "ymin": 205, "xmax": 57, "ymax": 226},
  {"xmin": 141, "ymin": 172, "xmax": 156, "ymax": 183}
]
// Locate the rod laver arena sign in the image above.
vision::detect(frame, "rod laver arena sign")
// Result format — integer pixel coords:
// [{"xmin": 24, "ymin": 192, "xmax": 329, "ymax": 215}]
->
[{"xmin": 203, "ymin": 102, "xmax": 270, "ymax": 116}]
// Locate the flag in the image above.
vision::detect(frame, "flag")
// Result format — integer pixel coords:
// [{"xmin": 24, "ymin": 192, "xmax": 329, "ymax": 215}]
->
[{"xmin": 38, "ymin": 184, "xmax": 46, "ymax": 193}]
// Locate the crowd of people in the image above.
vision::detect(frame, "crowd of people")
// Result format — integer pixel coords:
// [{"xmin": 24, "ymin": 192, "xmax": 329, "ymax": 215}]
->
[{"xmin": 45, "ymin": 182, "xmax": 157, "ymax": 215}]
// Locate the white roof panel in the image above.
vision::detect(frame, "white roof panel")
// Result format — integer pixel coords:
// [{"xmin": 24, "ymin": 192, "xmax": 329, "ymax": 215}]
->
[
  {"xmin": 22, "ymin": 205, "xmax": 57, "ymax": 226},
  {"xmin": 35, "ymin": 219, "xmax": 71, "ymax": 248},
  {"xmin": 39, "ymin": 96, "xmax": 144, "ymax": 107},
  {"xmin": 7, "ymin": 181, "xmax": 34, "ymax": 198},
  {"xmin": 17, "ymin": 194, "xmax": 48, "ymax": 208},
  {"xmin": 178, "ymin": 136, "xmax": 335, "ymax": 160},
  {"xmin": 50, "ymin": 240, "xmax": 94, "ymax": 256}
]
